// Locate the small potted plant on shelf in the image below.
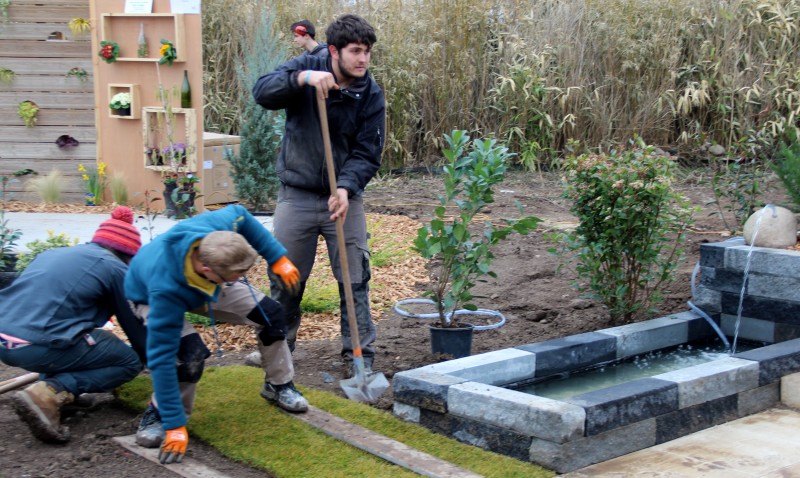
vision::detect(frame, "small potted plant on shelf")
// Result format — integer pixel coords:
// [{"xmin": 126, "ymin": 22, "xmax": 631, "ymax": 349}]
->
[
  {"xmin": 109, "ymin": 92, "xmax": 132, "ymax": 116},
  {"xmin": 98, "ymin": 40, "xmax": 120, "ymax": 63},
  {"xmin": 412, "ymin": 130, "xmax": 541, "ymax": 358},
  {"xmin": 159, "ymin": 39, "xmax": 177, "ymax": 65}
]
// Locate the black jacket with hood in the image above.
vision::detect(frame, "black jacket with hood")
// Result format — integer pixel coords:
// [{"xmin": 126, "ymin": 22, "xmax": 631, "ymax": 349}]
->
[{"xmin": 252, "ymin": 54, "xmax": 385, "ymax": 197}]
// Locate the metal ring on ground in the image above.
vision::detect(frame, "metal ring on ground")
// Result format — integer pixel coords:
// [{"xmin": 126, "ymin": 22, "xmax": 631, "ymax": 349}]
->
[{"xmin": 393, "ymin": 298, "xmax": 507, "ymax": 331}]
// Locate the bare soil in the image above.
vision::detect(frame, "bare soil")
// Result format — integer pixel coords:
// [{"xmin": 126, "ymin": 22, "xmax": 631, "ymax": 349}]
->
[{"xmin": 0, "ymin": 170, "xmax": 779, "ymax": 477}]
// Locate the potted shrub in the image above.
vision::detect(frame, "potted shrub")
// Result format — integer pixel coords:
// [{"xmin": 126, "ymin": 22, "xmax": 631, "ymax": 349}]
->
[
  {"xmin": 412, "ymin": 130, "xmax": 542, "ymax": 358},
  {"xmin": 109, "ymin": 92, "xmax": 132, "ymax": 116}
]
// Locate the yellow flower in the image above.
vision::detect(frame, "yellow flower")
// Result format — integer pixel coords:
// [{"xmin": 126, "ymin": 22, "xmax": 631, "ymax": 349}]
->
[
  {"xmin": 98, "ymin": 161, "xmax": 107, "ymax": 176},
  {"xmin": 160, "ymin": 44, "xmax": 170, "ymax": 56},
  {"xmin": 82, "ymin": 174, "xmax": 89, "ymax": 181},
  {"xmin": 78, "ymin": 163, "xmax": 86, "ymax": 173}
]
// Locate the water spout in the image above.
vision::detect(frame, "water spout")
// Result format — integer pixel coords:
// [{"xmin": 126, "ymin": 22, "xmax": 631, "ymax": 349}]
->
[
  {"xmin": 688, "ymin": 261, "xmax": 730, "ymax": 350},
  {"xmin": 731, "ymin": 204, "xmax": 772, "ymax": 354}
]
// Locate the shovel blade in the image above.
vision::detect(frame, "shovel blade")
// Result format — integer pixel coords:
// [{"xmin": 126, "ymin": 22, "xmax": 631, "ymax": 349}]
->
[{"xmin": 340, "ymin": 372, "xmax": 389, "ymax": 402}]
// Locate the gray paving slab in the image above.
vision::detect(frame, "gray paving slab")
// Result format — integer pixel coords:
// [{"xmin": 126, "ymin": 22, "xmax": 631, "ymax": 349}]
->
[{"xmin": 5, "ymin": 212, "xmax": 273, "ymax": 252}]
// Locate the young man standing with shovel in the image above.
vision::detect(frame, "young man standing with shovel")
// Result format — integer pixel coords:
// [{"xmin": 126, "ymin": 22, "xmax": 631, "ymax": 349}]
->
[{"xmin": 252, "ymin": 14, "xmax": 385, "ymax": 382}]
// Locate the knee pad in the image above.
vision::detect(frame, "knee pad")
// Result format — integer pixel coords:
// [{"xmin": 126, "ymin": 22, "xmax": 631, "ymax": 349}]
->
[
  {"xmin": 248, "ymin": 297, "xmax": 287, "ymax": 346},
  {"xmin": 176, "ymin": 333, "xmax": 210, "ymax": 383}
]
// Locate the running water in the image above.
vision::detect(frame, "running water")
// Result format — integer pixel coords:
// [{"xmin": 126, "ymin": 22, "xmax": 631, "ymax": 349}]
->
[{"xmin": 731, "ymin": 204, "xmax": 775, "ymax": 354}]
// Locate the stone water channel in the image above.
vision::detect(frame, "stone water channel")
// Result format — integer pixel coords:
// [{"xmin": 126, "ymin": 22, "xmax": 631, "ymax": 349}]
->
[{"xmin": 392, "ymin": 238, "xmax": 800, "ymax": 473}]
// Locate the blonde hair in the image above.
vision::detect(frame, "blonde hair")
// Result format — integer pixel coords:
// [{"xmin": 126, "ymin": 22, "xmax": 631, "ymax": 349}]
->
[{"xmin": 198, "ymin": 231, "xmax": 257, "ymax": 276}]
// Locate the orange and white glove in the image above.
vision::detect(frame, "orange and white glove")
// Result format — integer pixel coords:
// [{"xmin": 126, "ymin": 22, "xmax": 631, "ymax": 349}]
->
[
  {"xmin": 158, "ymin": 426, "xmax": 188, "ymax": 464},
  {"xmin": 271, "ymin": 256, "xmax": 301, "ymax": 296}
]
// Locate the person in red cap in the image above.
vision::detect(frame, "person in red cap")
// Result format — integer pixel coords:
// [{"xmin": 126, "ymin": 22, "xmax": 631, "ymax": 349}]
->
[
  {"xmin": 291, "ymin": 19, "xmax": 328, "ymax": 57},
  {"xmin": 0, "ymin": 206, "xmax": 146, "ymax": 444}
]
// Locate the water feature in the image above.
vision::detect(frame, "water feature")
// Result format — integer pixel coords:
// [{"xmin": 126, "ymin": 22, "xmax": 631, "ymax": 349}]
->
[
  {"xmin": 393, "ymin": 238, "xmax": 800, "ymax": 473},
  {"xmin": 515, "ymin": 338, "xmax": 758, "ymax": 400}
]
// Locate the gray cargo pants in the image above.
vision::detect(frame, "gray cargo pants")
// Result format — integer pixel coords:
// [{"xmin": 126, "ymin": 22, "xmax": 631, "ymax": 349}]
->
[{"xmin": 270, "ymin": 184, "xmax": 376, "ymax": 365}]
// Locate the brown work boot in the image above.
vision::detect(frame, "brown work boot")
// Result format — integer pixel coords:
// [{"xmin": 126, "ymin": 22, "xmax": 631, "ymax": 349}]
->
[{"xmin": 12, "ymin": 381, "xmax": 75, "ymax": 443}]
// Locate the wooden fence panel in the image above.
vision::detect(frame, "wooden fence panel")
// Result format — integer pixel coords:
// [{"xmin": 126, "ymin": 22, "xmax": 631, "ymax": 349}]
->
[{"xmin": 0, "ymin": 0, "xmax": 96, "ymax": 204}]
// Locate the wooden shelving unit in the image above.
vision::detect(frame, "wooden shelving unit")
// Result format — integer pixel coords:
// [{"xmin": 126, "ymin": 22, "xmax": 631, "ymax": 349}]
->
[
  {"xmin": 108, "ymin": 83, "xmax": 140, "ymax": 119},
  {"xmin": 142, "ymin": 106, "xmax": 197, "ymax": 171},
  {"xmin": 99, "ymin": 13, "xmax": 186, "ymax": 63}
]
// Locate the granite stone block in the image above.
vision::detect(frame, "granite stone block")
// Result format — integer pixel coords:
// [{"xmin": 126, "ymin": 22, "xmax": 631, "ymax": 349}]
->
[
  {"xmin": 599, "ymin": 316, "xmax": 689, "ymax": 358},
  {"xmin": 738, "ymin": 382, "xmax": 779, "ymax": 417},
  {"xmin": 655, "ymin": 394, "xmax": 738, "ymax": 443},
  {"xmin": 565, "ymin": 378, "xmax": 678, "ymax": 436},
  {"xmin": 416, "ymin": 348, "xmax": 535, "ymax": 385},
  {"xmin": 529, "ymin": 418, "xmax": 656, "ymax": 474},
  {"xmin": 448, "ymin": 382, "xmax": 585, "ymax": 443},
  {"xmin": 720, "ymin": 292, "xmax": 800, "ymax": 325},
  {"xmin": 419, "ymin": 408, "xmax": 533, "ymax": 462},
  {"xmin": 515, "ymin": 332, "xmax": 616, "ymax": 378},
  {"xmin": 734, "ymin": 338, "xmax": 800, "ymax": 385},
  {"xmin": 654, "ymin": 356, "xmax": 758, "ymax": 408},
  {"xmin": 392, "ymin": 369, "xmax": 468, "ymax": 413},
  {"xmin": 720, "ymin": 314, "xmax": 775, "ymax": 343}
]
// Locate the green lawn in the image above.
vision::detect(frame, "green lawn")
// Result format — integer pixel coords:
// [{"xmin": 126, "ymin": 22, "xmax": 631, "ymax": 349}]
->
[{"xmin": 117, "ymin": 366, "xmax": 554, "ymax": 478}]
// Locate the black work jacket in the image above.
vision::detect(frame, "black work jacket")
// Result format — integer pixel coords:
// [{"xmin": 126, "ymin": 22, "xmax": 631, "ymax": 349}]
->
[{"xmin": 252, "ymin": 54, "xmax": 385, "ymax": 196}]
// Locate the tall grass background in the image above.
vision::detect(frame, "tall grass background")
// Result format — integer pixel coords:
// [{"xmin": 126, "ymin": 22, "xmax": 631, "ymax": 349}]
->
[{"xmin": 202, "ymin": 0, "xmax": 800, "ymax": 170}]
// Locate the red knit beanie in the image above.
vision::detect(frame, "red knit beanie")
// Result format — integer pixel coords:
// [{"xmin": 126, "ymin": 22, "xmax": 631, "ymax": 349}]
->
[{"xmin": 92, "ymin": 206, "xmax": 141, "ymax": 256}]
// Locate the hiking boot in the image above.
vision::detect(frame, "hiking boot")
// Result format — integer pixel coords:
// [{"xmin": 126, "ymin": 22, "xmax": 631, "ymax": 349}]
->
[
  {"xmin": 260, "ymin": 381, "xmax": 308, "ymax": 413},
  {"xmin": 12, "ymin": 381, "xmax": 74, "ymax": 443},
  {"xmin": 135, "ymin": 402, "xmax": 165, "ymax": 448},
  {"xmin": 344, "ymin": 361, "xmax": 373, "ymax": 379}
]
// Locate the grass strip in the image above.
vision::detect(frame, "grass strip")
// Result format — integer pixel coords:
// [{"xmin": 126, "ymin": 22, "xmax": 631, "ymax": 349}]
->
[{"xmin": 117, "ymin": 366, "xmax": 553, "ymax": 478}]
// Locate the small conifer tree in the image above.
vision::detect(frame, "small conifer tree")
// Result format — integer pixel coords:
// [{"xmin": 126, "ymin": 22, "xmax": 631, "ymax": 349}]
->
[{"xmin": 228, "ymin": 10, "xmax": 287, "ymax": 212}]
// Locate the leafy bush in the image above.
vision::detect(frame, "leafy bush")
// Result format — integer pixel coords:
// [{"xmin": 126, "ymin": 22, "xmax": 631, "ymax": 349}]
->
[
  {"xmin": 15, "ymin": 231, "xmax": 79, "ymax": 272},
  {"xmin": 560, "ymin": 138, "xmax": 695, "ymax": 324},
  {"xmin": 771, "ymin": 131, "xmax": 800, "ymax": 211},
  {"xmin": 413, "ymin": 130, "xmax": 541, "ymax": 327}
]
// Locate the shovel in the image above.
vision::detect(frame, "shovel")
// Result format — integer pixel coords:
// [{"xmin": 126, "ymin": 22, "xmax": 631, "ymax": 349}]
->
[{"xmin": 316, "ymin": 95, "xmax": 389, "ymax": 402}]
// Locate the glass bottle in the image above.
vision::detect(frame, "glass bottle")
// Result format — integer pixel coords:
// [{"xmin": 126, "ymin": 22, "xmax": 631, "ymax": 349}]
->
[
  {"xmin": 137, "ymin": 23, "xmax": 148, "ymax": 58},
  {"xmin": 181, "ymin": 70, "xmax": 192, "ymax": 108}
]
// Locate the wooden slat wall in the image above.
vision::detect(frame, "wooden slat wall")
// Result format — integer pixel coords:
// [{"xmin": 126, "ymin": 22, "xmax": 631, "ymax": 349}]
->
[{"xmin": 0, "ymin": 0, "xmax": 95, "ymax": 203}]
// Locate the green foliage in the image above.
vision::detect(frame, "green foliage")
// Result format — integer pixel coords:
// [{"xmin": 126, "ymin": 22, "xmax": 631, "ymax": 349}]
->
[
  {"xmin": 17, "ymin": 100, "xmax": 39, "ymax": 128},
  {"xmin": 0, "ymin": 175, "xmax": 21, "ymax": 269},
  {"xmin": 560, "ymin": 138, "xmax": 695, "ymax": 324},
  {"xmin": 227, "ymin": 10, "xmax": 287, "ymax": 212},
  {"xmin": 0, "ymin": 67, "xmax": 14, "ymax": 84},
  {"xmin": 14, "ymin": 231, "xmax": 79, "ymax": 272},
  {"xmin": 413, "ymin": 130, "xmax": 542, "ymax": 327},
  {"xmin": 709, "ymin": 157, "xmax": 770, "ymax": 233},
  {"xmin": 117, "ymin": 366, "xmax": 552, "ymax": 477},
  {"xmin": 771, "ymin": 131, "xmax": 800, "ymax": 211},
  {"xmin": 66, "ymin": 67, "xmax": 88, "ymax": 82}
]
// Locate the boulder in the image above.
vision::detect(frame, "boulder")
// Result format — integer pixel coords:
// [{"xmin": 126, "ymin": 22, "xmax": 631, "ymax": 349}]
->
[{"xmin": 743, "ymin": 206, "xmax": 797, "ymax": 248}]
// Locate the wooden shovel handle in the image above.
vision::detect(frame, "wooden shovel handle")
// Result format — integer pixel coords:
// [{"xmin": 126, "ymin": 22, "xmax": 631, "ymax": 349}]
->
[{"xmin": 316, "ymin": 96, "xmax": 363, "ymax": 359}]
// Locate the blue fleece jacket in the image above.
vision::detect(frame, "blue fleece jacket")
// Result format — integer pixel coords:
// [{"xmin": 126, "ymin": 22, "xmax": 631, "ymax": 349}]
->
[{"xmin": 124, "ymin": 205, "xmax": 287, "ymax": 429}]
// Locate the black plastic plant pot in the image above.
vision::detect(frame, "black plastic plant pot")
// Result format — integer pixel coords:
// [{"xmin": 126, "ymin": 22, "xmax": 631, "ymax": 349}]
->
[{"xmin": 429, "ymin": 322, "xmax": 474, "ymax": 359}]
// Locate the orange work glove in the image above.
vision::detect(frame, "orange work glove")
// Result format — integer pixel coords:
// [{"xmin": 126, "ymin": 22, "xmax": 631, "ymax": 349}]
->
[
  {"xmin": 158, "ymin": 426, "xmax": 188, "ymax": 464},
  {"xmin": 271, "ymin": 256, "xmax": 301, "ymax": 296}
]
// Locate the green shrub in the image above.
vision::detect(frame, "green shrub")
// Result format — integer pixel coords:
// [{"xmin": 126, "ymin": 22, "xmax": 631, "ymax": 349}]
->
[
  {"xmin": 15, "ymin": 231, "xmax": 79, "ymax": 271},
  {"xmin": 771, "ymin": 131, "xmax": 800, "ymax": 211},
  {"xmin": 560, "ymin": 138, "xmax": 696, "ymax": 324},
  {"xmin": 413, "ymin": 130, "xmax": 541, "ymax": 327}
]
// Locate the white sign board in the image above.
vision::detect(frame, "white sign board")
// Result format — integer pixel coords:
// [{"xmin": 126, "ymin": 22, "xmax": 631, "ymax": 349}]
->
[
  {"xmin": 170, "ymin": 0, "xmax": 201, "ymax": 14},
  {"xmin": 124, "ymin": 0, "xmax": 153, "ymax": 13}
]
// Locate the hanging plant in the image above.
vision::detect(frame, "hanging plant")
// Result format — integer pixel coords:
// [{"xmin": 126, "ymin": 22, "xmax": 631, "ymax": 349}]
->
[
  {"xmin": 158, "ymin": 39, "xmax": 177, "ymax": 65},
  {"xmin": 17, "ymin": 100, "xmax": 39, "ymax": 128},
  {"xmin": 98, "ymin": 40, "xmax": 120, "ymax": 64},
  {"xmin": 0, "ymin": 67, "xmax": 14, "ymax": 85},
  {"xmin": 68, "ymin": 17, "xmax": 91, "ymax": 37},
  {"xmin": 65, "ymin": 67, "xmax": 88, "ymax": 82},
  {"xmin": 55, "ymin": 135, "xmax": 79, "ymax": 148}
]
